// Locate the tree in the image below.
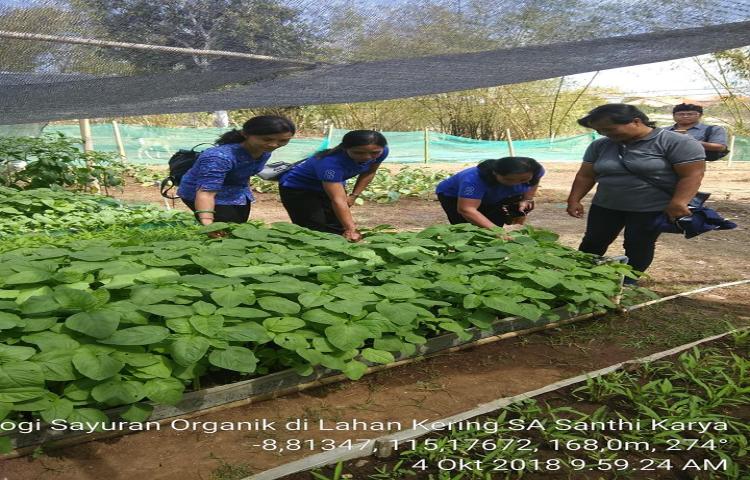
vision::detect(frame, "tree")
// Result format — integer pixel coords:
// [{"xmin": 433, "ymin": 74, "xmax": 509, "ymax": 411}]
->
[{"xmin": 70, "ymin": 0, "xmax": 322, "ymax": 72}]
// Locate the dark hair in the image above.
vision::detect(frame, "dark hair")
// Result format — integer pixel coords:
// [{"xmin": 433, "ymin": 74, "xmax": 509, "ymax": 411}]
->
[
  {"xmin": 672, "ymin": 103, "xmax": 703, "ymax": 114},
  {"xmin": 216, "ymin": 115, "xmax": 296, "ymax": 145},
  {"xmin": 315, "ymin": 129, "xmax": 388, "ymax": 158},
  {"xmin": 577, "ymin": 104, "xmax": 656, "ymax": 129},
  {"xmin": 477, "ymin": 157, "xmax": 542, "ymax": 186}
]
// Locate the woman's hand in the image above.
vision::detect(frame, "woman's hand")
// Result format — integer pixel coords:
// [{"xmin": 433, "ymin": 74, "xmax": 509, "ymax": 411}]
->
[
  {"xmin": 347, "ymin": 195, "xmax": 358, "ymax": 207},
  {"xmin": 207, "ymin": 230, "xmax": 228, "ymax": 239},
  {"xmin": 342, "ymin": 229, "xmax": 363, "ymax": 242},
  {"xmin": 665, "ymin": 202, "xmax": 691, "ymax": 222},
  {"xmin": 567, "ymin": 201, "xmax": 585, "ymax": 218}
]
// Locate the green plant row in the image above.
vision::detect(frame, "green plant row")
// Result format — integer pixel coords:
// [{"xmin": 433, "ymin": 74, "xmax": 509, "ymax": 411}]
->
[
  {"xmin": 0, "ymin": 187, "xmax": 193, "ymax": 236},
  {"xmin": 251, "ymin": 167, "xmax": 452, "ymax": 203},
  {"xmin": 0, "ymin": 222, "xmax": 630, "ymax": 441},
  {"xmin": 320, "ymin": 336, "xmax": 750, "ymax": 479}
]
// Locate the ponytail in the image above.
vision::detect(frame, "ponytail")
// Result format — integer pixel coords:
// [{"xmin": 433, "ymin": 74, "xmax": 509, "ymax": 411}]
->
[{"xmin": 215, "ymin": 115, "xmax": 296, "ymax": 145}]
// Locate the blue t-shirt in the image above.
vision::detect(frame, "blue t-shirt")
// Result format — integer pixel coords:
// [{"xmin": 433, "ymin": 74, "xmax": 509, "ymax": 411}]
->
[
  {"xmin": 435, "ymin": 165, "xmax": 545, "ymax": 204},
  {"xmin": 177, "ymin": 144, "xmax": 271, "ymax": 205},
  {"xmin": 279, "ymin": 147, "xmax": 388, "ymax": 193}
]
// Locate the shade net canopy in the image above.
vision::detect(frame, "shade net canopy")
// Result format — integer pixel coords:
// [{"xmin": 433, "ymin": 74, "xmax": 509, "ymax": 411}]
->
[{"xmin": 1, "ymin": 0, "xmax": 750, "ymax": 125}]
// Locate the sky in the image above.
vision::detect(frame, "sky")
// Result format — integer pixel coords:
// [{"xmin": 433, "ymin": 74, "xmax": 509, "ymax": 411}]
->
[{"xmin": 568, "ymin": 54, "xmax": 747, "ymax": 101}]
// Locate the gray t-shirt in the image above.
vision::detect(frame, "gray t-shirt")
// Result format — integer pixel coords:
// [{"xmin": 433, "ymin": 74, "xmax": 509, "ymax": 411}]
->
[
  {"xmin": 665, "ymin": 122, "xmax": 728, "ymax": 146},
  {"xmin": 583, "ymin": 128, "xmax": 705, "ymax": 212}
]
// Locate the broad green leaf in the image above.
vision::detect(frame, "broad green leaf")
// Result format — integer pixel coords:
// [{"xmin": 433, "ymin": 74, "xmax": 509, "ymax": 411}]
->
[
  {"xmin": 273, "ymin": 333, "xmax": 308, "ymax": 350},
  {"xmin": 216, "ymin": 307, "xmax": 269, "ymax": 319},
  {"xmin": 91, "ymin": 380, "xmax": 146, "ymax": 406},
  {"xmin": 144, "ymin": 378, "xmax": 185, "ymax": 405},
  {"xmin": 208, "ymin": 347, "xmax": 258, "ymax": 373},
  {"xmin": 100, "ymin": 326, "xmax": 170, "ymax": 345},
  {"xmin": 217, "ymin": 266, "xmax": 277, "ymax": 277},
  {"xmin": 324, "ymin": 324, "xmax": 370, "ymax": 351},
  {"xmin": 67, "ymin": 408, "xmax": 110, "ymax": 432},
  {"xmin": 328, "ymin": 285, "xmax": 378, "ymax": 302},
  {"xmin": 342, "ymin": 360, "xmax": 368, "ymax": 380},
  {"xmin": 325, "ymin": 300, "xmax": 365, "ymax": 317},
  {"xmin": 298, "ymin": 292, "xmax": 334, "ymax": 308},
  {"xmin": 121, "ymin": 403, "xmax": 154, "ymax": 422},
  {"xmin": 65, "ymin": 310, "xmax": 121, "ymax": 339},
  {"xmin": 139, "ymin": 304, "xmax": 193, "ymax": 318},
  {"xmin": 0, "ymin": 361, "xmax": 45, "ymax": 390},
  {"xmin": 373, "ymin": 283, "xmax": 417, "ymax": 299},
  {"xmin": 302, "ymin": 309, "xmax": 346, "ymax": 325},
  {"xmin": 4, "ymin": 270, "xmax": 53, "ymax": 285},
  {"xmin": 373, "ymin": 336, "xmax": 404, "ymax": 352},
  {"xmin": 361, "ymin": 348, "xmax": 395, "ymax": 365},
  {"xmin": 189, "ymin": 315, "xmax": 224, "ymax": 337},
  {"xmin": 263, "ymin": 317, "xmax": 305, "ymax": 333},
  {"xmin": 72, "ymin": 349, "xmax": 123, "ymax": 380},
  {"xmin": 192, "ymin": 301, "xmax": 216, "ymax": 316},
  {"xmin": 221, "ymin": 323, "xmax": 271, "ymax": 343},
  {"xmin": 0, "ymin": 312, "xmax": 23, "ymax": 330},
  {"xmin": 211, "ymin": 286, "xmax": 254, "ymax": 308},
  {"xmin": 257, "ymin": 296, "xmax": 300, "ymax": 315},
  {"xmin": 435, "ymin": 280, "xmax": 472, "ymax": 295},
  {"xmin": 19, "ymin": 296, "xmax": 59, "ymax": 315},
  {"xmin": 40, "ymin": 397, "xmax": 74, "ymax": 423},
  {"xmin": 31, "ymin": 351, "xmax": 77, "ymax": 381},
  {"xmin": 0, "ymin": 344, "xmax": 37, "ymax": 362},
  {"xmin": 53, "ymin": 288, "xmax": 100, "ymax": 311},
  {"xmin": 169, "ymin": 336, "xmax": 210, "ymax": 366},
  {"xmin": 20, "ymin": 332, "xmax": 80, "ymax": 352},
  {"xmin": 134, "ymin": 268, "xmax": 181, "ymax": 284}
]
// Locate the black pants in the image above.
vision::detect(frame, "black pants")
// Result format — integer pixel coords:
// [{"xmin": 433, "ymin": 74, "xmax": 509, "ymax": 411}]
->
[
  {"xmin": 579, "ymin": 204, "xmax": 663, "ymax": 273},
  {"xmin": 438, "ymin": 194, "xmax": 512, "ymax": 226},
  {"xmin": 279, "ymin": 186, "xmax": 344, "ymax": 234},
  {"xmin": 182, "ymin": 199, "xmax": 251, "ymax": 224}
]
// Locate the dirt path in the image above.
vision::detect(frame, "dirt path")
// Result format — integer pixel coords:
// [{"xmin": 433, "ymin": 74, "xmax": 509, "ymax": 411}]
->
[{"xmin": 2, "ymin": 162, "xmax": 748, "ymax": 480}]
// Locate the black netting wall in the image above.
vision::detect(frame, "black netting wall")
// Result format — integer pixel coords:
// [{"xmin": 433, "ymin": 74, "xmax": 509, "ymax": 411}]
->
[{"xmin": 1, "ymin": 0, "xmax": 750, "ymax": 124}]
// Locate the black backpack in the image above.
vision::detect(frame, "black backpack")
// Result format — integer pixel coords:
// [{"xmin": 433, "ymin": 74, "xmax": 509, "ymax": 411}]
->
[
  {"xmin": 160, "ymin": 143, "xmax": 213, "ymax": 199},
  {"xmin": 703, "ymin": 126, "xmax": 729, "ymax": 162}
]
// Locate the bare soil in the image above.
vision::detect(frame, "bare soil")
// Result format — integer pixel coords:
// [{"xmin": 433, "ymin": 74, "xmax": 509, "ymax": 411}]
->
[{"xmin": 1, "ymin": 162, "xmax": 749, "ymax": 480}]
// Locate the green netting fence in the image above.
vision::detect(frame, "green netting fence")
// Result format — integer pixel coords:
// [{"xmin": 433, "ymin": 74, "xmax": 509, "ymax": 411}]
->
[{"xmin": 36, "ymin": 124, "xmax": 750, "ymax": 165}]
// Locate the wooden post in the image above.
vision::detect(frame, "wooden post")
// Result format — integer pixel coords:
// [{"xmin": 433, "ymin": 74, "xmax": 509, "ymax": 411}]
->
[
  {"xmin": 423, "ymin": 128, "xmax": 429, "ymax": 164},
  {"xmin": 506, "ymin": 128, "xmax": 515, "ymax": 157},
  {"xmin": 727, "ymin": 134, "xmax": 736, "ymax": 166},
  {"xmin": 79, "ymin": 119, "xmax": 93, "ymax": 152},
  {"xmin": 326, "ymin": 123, "xmax": 334, "ymax": 147},
  {"xmin": 112, "ymin": 120, "xmax": 127, "ymax": 161}
]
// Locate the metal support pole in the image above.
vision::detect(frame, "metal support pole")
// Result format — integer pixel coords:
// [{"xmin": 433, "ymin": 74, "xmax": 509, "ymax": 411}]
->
[{"xmin": 423, "ymin": 128, "xmax": 430, "ymax": 164}]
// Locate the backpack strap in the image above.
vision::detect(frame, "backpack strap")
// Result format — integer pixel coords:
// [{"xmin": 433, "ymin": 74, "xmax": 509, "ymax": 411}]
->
[{"xmin": 704, "ymin": 125, "xmax": 713, "ymax": 142}]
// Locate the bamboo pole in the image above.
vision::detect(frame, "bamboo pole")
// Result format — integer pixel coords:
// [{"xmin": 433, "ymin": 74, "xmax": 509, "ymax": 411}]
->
[
  {"xmin": 0, "ymin": 30, "xmax": 316, "ymax": 65},
  {"xmin": 506, "ymin": 128, "xmax": 515, "ymax": 156},
  {"xmin": 727, "ymin": 134, "xmax": 736, "ymax": 166},
  {"xmin": 111, "ymin": 120, "xmax": 126, "ymax": 161},
  {"xmin": 79, "ymin": 119, "xmax": 93, "ymax": 153},
  {"xmin": 424, "ymin": 128, "xmax": 430, "ymax": 164}
]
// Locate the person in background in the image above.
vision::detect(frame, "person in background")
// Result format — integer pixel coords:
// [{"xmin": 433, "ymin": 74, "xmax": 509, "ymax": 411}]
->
[
  {"xmin": 177, "ymin": 116, "xmax": 296, "ymax": 230},
  {"xmin": 666, "ymin": 103, "xmax": 728, "ymax": 157},
  {"xmin": 278, "ymin": 130, "xmax": 388, "ymax": 242},
  {"xmin": 435, "ymin": 157, "xmax": 544, "ymax": 229},
  {"xmin": 566, "ymin": 104, "xmax": 705, "ymax": 283}
]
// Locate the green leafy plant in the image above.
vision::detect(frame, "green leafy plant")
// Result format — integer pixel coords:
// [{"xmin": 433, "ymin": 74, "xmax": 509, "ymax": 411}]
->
[
  {"xmin": 0, "ymin": 134, "xmax": 127, "ymax": 191},
  {"xmin": 0, "ymin": 222, "xmax": 630, "ymax": 446}
]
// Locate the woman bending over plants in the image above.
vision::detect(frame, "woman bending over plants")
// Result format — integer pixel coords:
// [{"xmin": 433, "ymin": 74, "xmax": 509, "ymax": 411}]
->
[
  {"xmin": 278, "ymin": 130, "xmax": 388, "ymax": 242},
  {"xmin": 435, "ymin": 157, "xmax": 545, "ymax": 229},
  {"xmin": 177, "ymin": 115, "xmax": 296, "ymax": 231}
]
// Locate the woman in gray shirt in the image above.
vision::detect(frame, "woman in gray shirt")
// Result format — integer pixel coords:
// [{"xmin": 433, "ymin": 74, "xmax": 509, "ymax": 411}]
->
[{"xmin": 566, "ymin": 104, "xmax": 705, "ymax": 284}]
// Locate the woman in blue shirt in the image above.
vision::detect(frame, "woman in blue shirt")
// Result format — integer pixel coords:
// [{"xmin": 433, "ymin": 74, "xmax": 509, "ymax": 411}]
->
[
  {"xmin": 278, "ymin": 130, "xmax": 388, "ymax": 242},
  {"xmin": 178, "ymin": 115, "xmax": 296, "ymax": 227},
  {"xmin": 436, "ymin": 157, "xmax": 545, "ymax": 229}
]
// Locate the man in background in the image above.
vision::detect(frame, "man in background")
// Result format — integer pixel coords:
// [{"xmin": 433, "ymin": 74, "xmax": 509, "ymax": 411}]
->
[{"xmin": 667, "ymin": 103, "xmax": 728, "ymax": 159}]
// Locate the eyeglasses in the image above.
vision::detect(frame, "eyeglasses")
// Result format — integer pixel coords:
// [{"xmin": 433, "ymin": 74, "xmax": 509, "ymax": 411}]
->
[{"xmin": 673, "ymin": 112, "xmax": 700, "ymax": 117}]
